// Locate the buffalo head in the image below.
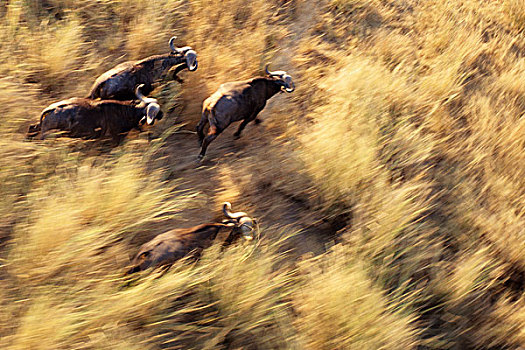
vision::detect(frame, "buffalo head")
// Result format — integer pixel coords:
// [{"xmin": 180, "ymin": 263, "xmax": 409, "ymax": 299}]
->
[
  {"xmin": 135, "ymin": 84, "xmax": 162, "ymax": 125},
  {"xmin": 169, "ymin": 36, "xmax": 198, "ymax": 71},
  {"xmin": 265, "ymin": 64, "xmax": 295, "ymax": 93},
  {"xmin": 222, "ymin": 202, "xmax": 258, "ymax": 241}
]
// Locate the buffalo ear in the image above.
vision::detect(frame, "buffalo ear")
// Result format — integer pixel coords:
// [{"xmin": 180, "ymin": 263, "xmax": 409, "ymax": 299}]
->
[{"xmin": 138, "ymin": 251, "xmax": 150, "ymax": 260}]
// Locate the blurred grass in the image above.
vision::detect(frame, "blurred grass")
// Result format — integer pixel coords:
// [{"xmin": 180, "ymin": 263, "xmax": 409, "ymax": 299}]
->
[
  {"xmin": 0, "ymin": 0, "xmax": 524, "ymax": 349},
  {"xmin": 295, "ymin": 247, "xmax": 419, "ymax": 349}
]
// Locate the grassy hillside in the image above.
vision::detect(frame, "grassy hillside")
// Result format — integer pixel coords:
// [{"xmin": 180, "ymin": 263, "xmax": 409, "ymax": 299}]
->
[{"xmin": 1, "ymin": 0, "xmax": 524, "ymax": 349}]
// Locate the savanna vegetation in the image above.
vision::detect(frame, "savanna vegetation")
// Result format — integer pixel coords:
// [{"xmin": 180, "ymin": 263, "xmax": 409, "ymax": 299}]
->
[{"xmin": 1, "ymin": 0, "xmax": 524, "ymax": 348}]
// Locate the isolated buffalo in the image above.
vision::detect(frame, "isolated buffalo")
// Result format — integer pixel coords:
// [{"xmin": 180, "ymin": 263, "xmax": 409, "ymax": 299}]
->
[
  {"xmin": 196, "ymin": 65, "xmax": 294, "ymax": 160},
  {"xmin": 126, "ymin": 202, "xmax": 256, "ymax": 274}
]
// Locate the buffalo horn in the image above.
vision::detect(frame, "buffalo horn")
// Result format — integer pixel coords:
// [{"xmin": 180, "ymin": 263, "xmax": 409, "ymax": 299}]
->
[
  {"xmin": 265, "ymin": 64, "xmax": 287, "ymax": 77},
  {"xmin": 135, "ymin": 84, "xmax": 158, "ymax": 105},
  {"xmin": 169, "ymin": 36, "xmax": 177, "ymax": 52},
  {"xmin": 135, "ymin": 84, "xmax": 147, "ymax": 102},
  {"xmin": 223, "ymin": 202, "xmax": 248, "ymax": 220}
]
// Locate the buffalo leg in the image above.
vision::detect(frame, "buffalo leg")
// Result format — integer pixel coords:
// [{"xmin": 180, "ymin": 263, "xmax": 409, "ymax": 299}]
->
[
  {"xmin": 198, "ymin": 126, "xmax": 218, "ymax": 160},
  {"xmin": 171, "ymin": 63, "xmax": 187, "ymax": 83},
  {"xmin": 233, "ymin": 119, "xmax": 251, "ymax": 139},
  {"xmin": 196, "ymin": 113, "xmax": 209, "ymax": 145},
  {"xmin": 234, "ymin": 109, "xmax": 262, "ymax": 139},
  {"xmin": 110, "ymin": 134, "xmax": 121, "ymax": 146},
  {"xmin": 222, "ymin": 229, "xmax": 239, "ymax": 248}
]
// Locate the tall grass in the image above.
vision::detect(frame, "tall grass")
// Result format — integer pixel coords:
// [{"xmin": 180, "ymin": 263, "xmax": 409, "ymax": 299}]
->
[{"xmin": 295, "ymin": 247, "xmax": 419, "ymax": 349}]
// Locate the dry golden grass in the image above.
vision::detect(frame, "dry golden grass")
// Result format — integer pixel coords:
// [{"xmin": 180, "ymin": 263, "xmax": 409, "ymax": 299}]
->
[
  {"xmin": 295, "ymin": 247, "xmax": 419, "ymax": 349},
  {"xmin": 0, "ymin": 0, "xmax": 524, "ymax": 349}
]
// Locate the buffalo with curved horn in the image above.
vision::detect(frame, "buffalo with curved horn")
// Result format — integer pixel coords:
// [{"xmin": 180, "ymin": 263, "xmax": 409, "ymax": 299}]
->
[
  {"xmin": 196, "ymin": 64, "xmax": 295, "ymax": 160},
  {"xmin": 88, "ymin": 36, "xmax": 198, "ymax": 100},
  {"xmin": 126, "ymin": 202, "xmax": 257, "ymax": 274},
  {"xmin": 27, "ymin": 84, "xmax": 163, "ymax": 142}
]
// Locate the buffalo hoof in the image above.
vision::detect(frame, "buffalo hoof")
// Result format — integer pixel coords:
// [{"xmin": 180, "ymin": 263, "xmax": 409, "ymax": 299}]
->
[
  {"xmin": 233, "ymin": 133, "xmax": 241, "ymax": 140},
  {"xmin": 254, "ymin": 118, "xmax": 262, "ymax": 125}
]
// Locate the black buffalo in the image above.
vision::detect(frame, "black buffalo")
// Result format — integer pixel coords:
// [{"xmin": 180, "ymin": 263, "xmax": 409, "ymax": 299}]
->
[
  {"xmin": 88, "ymin": 37, "xmax": 198, "ymax": 100},
  {"xmin": 196, "ymin": 65, "xmax": 295, "ymax": 160},
  {"xmin": 27, "ymin": 84, "xmax": 162, "ymax": 142},
  {"xmin": 126, "ymin": 202, "xmax": 256, "ymax": 274}
]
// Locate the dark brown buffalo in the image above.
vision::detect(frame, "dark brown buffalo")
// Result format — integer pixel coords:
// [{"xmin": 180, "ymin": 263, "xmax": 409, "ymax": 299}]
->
[
  {"xmin": 126, "ymin": 203, "xmax": 256, "ymax": 274},
  {"xmin": 27, "ymin": 84, "xmax": 162, "ymax": 142},
  {"xmin": 88, "ymin": 37, "xmax": 198, "ymax": 100},
  {"xmin": 196, "ymin": 65, "xmax": 295, "ymax": 160}
]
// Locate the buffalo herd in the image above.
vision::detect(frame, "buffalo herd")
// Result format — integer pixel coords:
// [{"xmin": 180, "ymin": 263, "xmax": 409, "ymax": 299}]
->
[{"xmin": 27, "ymin": 36, "xmax": 295, "ymax": 274}]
